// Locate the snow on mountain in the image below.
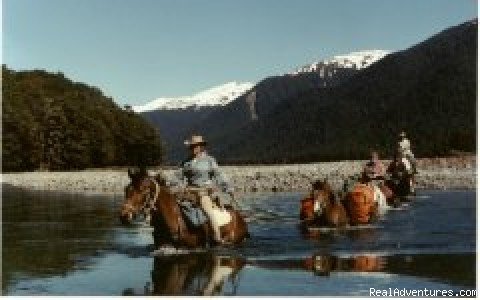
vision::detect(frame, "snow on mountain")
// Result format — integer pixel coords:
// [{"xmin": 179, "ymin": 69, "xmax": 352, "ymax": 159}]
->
[
  {"xmin": 133, "ymin": 81, "xmax": 254, "ymax": 112},
  {"xmin": 134, "ymin": 50, "xmax": 388, "ymax": 112},
  {"xmin": 291, "ymin": 50, "xmax": 390, "ymax": 75}
]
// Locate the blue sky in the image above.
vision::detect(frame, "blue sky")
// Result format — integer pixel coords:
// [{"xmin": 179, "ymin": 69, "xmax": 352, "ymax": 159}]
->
[{"xmin": 3, "ymin": 0, "xmax": 477, "ymax": 106}]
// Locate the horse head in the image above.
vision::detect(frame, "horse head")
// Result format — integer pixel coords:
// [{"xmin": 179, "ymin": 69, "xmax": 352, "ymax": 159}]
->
[
  {"xmin": 119, "ymin": 167, "xmax": 161, "ymax": 225},
  {"xmin": 311, "ymin": 179, "xmax": 335, "ymax": 215}
]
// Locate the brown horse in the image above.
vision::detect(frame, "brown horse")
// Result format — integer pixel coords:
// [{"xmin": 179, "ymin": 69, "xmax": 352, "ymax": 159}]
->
[
  {"xmin": 343, "ymin": 182, "xmax": 379, "ymax": 225},
  {"xmin": 300, "ymin": 180, "xmax": 349, "ymax": 229},
  {"xmin": 119, "ymin": 168, "xmax": 249, "ymax": 248},
  {"xmin": 385, "ymin": 157, "xmax": 416, "ymax": 200}
]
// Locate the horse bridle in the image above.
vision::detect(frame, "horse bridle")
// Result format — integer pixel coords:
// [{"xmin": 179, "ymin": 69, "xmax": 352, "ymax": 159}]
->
[
  {"xmin": 141, "ymin": 177, "xmax": 160, "ymax": 214},
  {"xmin": 124, "ymin": 177, "xmax": 160, "ymax": 218}
]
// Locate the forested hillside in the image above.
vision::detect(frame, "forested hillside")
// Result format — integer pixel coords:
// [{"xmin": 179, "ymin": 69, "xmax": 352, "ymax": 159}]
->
[{"xmin": 2, "ymin": 66, "xmax": 163, "ymax": 171}]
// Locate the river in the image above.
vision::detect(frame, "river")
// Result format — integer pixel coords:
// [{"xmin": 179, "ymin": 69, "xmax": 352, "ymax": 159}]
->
[{"xmin": 2, "ymin": 185, "xmax": 476, "ymax": 296}]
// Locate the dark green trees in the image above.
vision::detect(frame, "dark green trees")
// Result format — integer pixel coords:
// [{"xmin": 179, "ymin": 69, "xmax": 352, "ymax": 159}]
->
[{"xmin": 2, "ymin": 66, "xmax": 163, "ymax": 171}]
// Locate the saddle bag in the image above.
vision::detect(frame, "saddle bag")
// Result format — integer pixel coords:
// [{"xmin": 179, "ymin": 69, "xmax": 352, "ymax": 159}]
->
[
  {"xmin": 178, "ymin": 199, "xmax": 208, "ymax": 227},
  {"xmin": 346, "ymin": 183, "xmax": 375, "ymax": 225}
]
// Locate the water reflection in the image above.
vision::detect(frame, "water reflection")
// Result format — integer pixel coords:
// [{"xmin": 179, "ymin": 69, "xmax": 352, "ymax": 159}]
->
[
  {"xmin": 2, "ymin": 186, "xmax": 476, "ymax": 295},
  {"xmin": 122, "ymin": 254, "xmax": 245, "ymax": 296},
  {"xmin": 120, "ymin": 251, "xmax": 475, "ymax": 296},
  {"xmin": 2, "ymin": 185, "xmax": 121, "ymax": 292},
  {"xmin": 251, "ymin": 252, "xmax": 476, "ymax": 288},
  {"xmin": 304, "ymin": 253, "xmax": 387, "ymax": 275}
]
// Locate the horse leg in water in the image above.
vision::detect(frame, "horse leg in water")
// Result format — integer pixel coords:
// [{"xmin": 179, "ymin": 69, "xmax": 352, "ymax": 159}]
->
[
  {"xmin": 325, "ymin": 204, "xmax": 348, "ymax": 227},
  {"xmin": 369, "ymin": 204, "xmax": 379, "ymax": 223}
]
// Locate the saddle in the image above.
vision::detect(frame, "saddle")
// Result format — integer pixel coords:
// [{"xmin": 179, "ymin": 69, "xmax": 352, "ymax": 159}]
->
[
  {"xmin": 175, "ymin": 187, "xmax": 230, "ymax": 228},
  {"xmin": 178, "ymin": 199, "xmax": 208, "ymax": 227},
  {"xmin": 175, "ymin": 187, "xmax": 210, "ymax": 227},
  {"xmin": 345, "ymin": 183, "xmax": 375, "ymax": 225}
]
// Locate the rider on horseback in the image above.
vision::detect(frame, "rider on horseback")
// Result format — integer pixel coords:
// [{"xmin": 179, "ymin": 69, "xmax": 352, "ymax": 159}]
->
[
  {"xmin": 177, "ymin": 134, "xmax": 234, "ymax": 244},
  {"xmin": 386, "ymin": 152, "xmax": 410, "ymax": 186},
  {"xmin": 398, "ymin": 131, "xmax": 417, "ymax": 174},
  {"xmin": 361, "ymin": 150, "xmax": 390, "ymax": 214},
  {"xmin": 362, "ymin": 150, "xmax": 386, "ymax": 182}
]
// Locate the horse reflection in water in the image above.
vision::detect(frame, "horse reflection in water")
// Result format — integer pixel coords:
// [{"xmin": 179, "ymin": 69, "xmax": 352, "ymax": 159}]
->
[
  {"xmin": 121, "ymin": 252, "xmax": 475, "ymax": 295},
  {"xmin": 123, "ymin": 254, "xmax": 246, "ymax": 296},
  {"xmin": 304, "ymin": 254, "xmax": 387, "ymax": 276},
  {"xmin": 247, "ymin": 253, "xmax": 387, "ymax": 277}
]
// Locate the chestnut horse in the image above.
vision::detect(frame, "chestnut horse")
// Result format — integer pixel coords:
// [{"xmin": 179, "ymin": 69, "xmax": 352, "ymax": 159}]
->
[
  {"xmin": 343, "ymin": 182, "xmax": 379, "ymax": 225},
  {"xmin": 300, "ymin": 180, "xmax": 349, "ymax": 229},
  {"xmin": 119, "ymin": 168, "xmax": 249, "ymax": 248}
]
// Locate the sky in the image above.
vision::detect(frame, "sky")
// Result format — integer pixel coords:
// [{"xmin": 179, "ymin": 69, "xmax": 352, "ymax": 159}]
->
[{"xmin": 3, "ymin": 0, "xmax": 477, "ymax": 106}]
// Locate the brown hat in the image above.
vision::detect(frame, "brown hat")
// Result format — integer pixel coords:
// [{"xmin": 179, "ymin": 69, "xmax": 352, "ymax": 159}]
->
[{"xmin": 184, "ymin": 135, "xmax": 207, "ymax": 147}]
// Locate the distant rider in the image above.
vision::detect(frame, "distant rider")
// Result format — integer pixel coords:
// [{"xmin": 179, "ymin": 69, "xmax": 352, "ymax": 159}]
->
[
  {"xmin": 386, "ymin": 153, "xmax": 408, "ymax": 181},
  {"xmin": 397, "ymin": 131, "xmax": 417, "ymax": 174},
  {"xmin": 176, "ymin": 134, "xmax": 234, "ymax": 244},
  {"xmin": 362, "ymin": 151, "xmax": 386, "ymax": 182}
]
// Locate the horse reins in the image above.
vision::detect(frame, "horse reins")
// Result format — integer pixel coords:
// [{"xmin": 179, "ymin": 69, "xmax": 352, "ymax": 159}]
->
[{"xmin": 140, "ymin": 177, "xmax": 160, "ymax": 215}]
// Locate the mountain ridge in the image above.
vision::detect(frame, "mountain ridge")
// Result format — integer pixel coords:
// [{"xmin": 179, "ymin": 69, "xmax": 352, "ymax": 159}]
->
[
  {"xmin": 205, "ymin": 19, "xmax": 477, "ymax": 163},
  {"xmin": 133, "ymin": 81, "xmax": 253, "ymax": 112},
  {"xmin": 143, "ymin": 50, "xmax": 389, "ymax": 162}
]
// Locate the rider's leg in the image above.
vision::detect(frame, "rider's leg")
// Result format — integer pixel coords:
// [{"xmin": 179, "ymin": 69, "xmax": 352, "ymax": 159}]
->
[
  {"xmin": 406, "ymin": 152, "xmax": 417, "ymax": 173},
  {"xmin": 199, "ymin": 195, "xmax": 223, "ymax": 243}
]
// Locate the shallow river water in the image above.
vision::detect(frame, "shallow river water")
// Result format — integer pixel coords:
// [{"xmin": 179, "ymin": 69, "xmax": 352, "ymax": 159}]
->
[{"xmin": 2, "ymin": 185, "xmax": 476, "ymax": 296}]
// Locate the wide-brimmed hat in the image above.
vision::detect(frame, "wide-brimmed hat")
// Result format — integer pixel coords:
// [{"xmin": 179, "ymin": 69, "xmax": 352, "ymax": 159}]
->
[{"xmin": 184, "ymin": 135, "xmax": 207, "ymax": 147}]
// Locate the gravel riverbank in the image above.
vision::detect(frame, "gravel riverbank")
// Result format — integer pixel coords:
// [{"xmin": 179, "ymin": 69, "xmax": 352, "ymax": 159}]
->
[{"xmin": 2, "ymin": 156, "xmax": 476, "ymax": 195}]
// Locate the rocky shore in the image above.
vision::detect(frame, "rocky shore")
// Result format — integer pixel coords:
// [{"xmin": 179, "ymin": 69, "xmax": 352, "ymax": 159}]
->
[{"xmin": 2, "ymin": 156, "xmax": 476, "ymax": 195}]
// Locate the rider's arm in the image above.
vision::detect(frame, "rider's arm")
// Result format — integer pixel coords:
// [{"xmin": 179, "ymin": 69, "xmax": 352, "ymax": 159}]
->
[{"xmin": 209, "ymin": 156, "xmax": 233, "ymax": 193}]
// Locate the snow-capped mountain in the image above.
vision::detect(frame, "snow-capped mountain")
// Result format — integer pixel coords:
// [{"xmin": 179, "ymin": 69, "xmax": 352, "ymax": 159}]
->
[
  {"xmin": 291, "ymin": 50, "xmax": 390, "ymax": 75},
  {"xmin": 134, "ymin": 51, "xmax": 388, "ymax": 113},
  {"xmin": 133, "ymin": 81, "xmax": 254, "ymax": 112}
]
